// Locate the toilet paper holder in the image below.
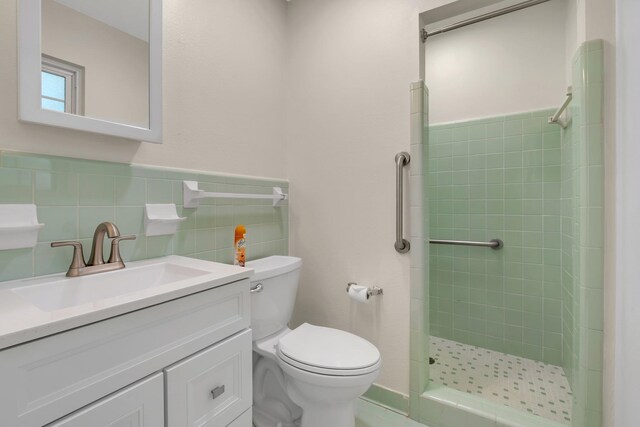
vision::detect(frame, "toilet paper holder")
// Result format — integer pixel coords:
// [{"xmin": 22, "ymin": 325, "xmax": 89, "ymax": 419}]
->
[{"xmin": 346, "ymin": 282, "xmax": 383, "ymax": 299}]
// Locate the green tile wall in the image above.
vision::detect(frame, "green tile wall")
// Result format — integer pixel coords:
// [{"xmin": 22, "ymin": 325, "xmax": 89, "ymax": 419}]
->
[
  {"xmin": 565, "ymin": 40, "xmax": 605, "ymax": 427},
  {"xmin": 408, "ymin": 80, "xmax": 430, "ymax": 420},
  {"xmin": 0, "ymin": 151, "xmax": 289, "ymax": 282},
  {"xmin": 560, "ymin": 103, "xmax": 576, "ymax": 387},
  {"xmin": 427, "ymin": 109, "xmax": 564, "ymax": 365}
]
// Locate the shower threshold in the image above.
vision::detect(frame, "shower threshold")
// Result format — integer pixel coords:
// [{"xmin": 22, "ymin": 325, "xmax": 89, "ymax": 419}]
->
[{"xmin": 429, "ymin": 336, "xmax": 572, "ymax": 425}]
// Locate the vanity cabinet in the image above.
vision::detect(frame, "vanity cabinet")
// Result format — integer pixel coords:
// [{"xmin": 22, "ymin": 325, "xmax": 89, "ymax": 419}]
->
[
  {"xmin": 48, "ymin": 373, "xmax": 165, "ymax": 427},
  {"xmin": 166, "ymin": 330, "xmax": 252, "ymax": 426},
  {"xmin": 0, "ymin": 278, "xmax": 252, "ymax": 427}
]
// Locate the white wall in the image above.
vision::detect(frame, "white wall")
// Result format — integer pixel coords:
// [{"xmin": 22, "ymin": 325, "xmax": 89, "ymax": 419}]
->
[
  {"xmin": 614, "ymin": 1, "xmax": 639, "ymax": 425},
  {"xmin": 286, "ymin": 0, "xmax": 421, "ymax": 394},
  {"xmin": 0, "ymin": 0, "xmax": 288, "ymax": 179},
  {"xmin": 424, "ymin": 0, "xmax": 569, "ymax": 124},
  {"xmin": 564, "ymin": 0, "xmax": 578, "ymax": 85}
]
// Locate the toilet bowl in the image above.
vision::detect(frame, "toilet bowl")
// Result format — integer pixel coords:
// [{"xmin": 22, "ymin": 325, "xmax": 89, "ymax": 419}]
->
[{"xmin": 247, "ymin": 256, "xmax": 381, "ymax": 427}]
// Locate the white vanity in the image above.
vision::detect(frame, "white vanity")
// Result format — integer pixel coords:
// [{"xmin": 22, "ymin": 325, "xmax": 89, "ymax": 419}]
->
[{"xmin": 0, "ymin": 256, "xmax": 253, "ymax": 427}]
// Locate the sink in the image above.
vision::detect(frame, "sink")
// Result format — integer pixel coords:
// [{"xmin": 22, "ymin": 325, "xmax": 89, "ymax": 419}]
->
[
  {"xmin": 11, "ymin": 261, "xmax": 211, "ymax": 312},
  {"xmin": 0, "ymin": 255, "xmax": 253, "ymax": 351}
]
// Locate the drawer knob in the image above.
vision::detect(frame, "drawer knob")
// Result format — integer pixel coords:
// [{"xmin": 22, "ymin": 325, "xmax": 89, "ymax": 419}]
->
[
  {"xmin": 250, "ymin": 283, "xmax": 263, "ymax": 293},
  {"xmin": 211, "ymin": 385, "xmax": 225, "ymax": 400}
]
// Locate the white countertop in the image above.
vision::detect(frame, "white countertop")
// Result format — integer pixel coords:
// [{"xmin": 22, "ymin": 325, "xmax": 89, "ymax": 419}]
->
[{"xmin": 0, "ymin": 256, "xmax": 253, "ymax": 350}]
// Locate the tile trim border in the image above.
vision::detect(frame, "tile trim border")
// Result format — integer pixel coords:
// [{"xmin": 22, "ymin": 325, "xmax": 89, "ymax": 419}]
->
[
  {"xmin": 363, "ymin": 383, "xmax": 410, "ymax": 415},
  {"xmin": 421, "ymin": 384, "xmax": 568, "ymax": 427}
]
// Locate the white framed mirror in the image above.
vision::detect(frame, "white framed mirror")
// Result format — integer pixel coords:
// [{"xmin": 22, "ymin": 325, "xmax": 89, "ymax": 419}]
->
[{"xmin": 18, "ymin": 0, "xmax": 162, "ymax": 143}]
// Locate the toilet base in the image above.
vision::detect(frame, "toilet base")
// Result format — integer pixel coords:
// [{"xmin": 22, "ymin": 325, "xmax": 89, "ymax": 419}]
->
[
  {"xmin": 279, "ymin": 358, "xmax": 379, "ymax": 427},
  {"xmin": 253, "ymin": 406, "xmax": 301, "ymax": 427},
  {"xmin": 253, "ymin": 354, "xmax": 302, "ymax": 427},
  {"xmin": 297, "ymin": 404, "xmax": 355, "ymax": 427}
]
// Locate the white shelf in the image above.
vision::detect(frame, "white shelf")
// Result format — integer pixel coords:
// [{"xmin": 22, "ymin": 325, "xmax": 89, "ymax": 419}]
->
[
  {"xmin": 144, "ymin": 204, "xmax": 186, "ymax": 236},
  {"xmin": 0, "ymin": 204, "xmax": 44, "ymax": 250}
]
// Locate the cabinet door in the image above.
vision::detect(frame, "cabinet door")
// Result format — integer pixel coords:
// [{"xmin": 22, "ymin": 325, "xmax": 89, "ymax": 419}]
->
[
  {"xmin": 165, "ymin": 329, "xmax": 252, "ymax": 427},
  {"xmin": 227, "ymin": 409, "xmax": 252, "ymax": 427},
  {"xmin": 47, "ymin": 373, "xmax": 164, "ymax": 427}
]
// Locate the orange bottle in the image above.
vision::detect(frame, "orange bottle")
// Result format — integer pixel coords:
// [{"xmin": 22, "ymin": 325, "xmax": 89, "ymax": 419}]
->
[{"xmin": 234, "ymin": 225, "xmax": 246, "ymax": 267}]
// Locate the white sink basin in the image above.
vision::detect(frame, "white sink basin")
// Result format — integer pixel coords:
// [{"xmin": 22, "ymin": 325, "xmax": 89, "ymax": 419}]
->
[
  {"xmin": 0, "ymin": 256, "xmax": 253, "ymax": 350},
  {"xmin": 11, "ymin": 262, "xmax": 211, "ymax": 312}
]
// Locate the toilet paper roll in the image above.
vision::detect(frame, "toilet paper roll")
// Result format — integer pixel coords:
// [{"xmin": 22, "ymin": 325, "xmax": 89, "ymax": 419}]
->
[{"xmin": 347, "ymin": 284, "xmax": 370, "ymax": 303}]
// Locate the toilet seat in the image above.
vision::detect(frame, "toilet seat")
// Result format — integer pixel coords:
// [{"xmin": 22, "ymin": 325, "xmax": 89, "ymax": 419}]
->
[{"xmin": 276, "ymin": 323, "xmax": 381, "ymax": 376}]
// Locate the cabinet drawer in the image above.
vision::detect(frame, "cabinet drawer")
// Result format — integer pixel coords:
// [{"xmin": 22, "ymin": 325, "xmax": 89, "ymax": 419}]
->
[
  {"xmin": 47, "ymin": 373, "xmax": 164, "ymax": 427},
  {"xmin": 0, "ymin": 279, "xmax": 249, "ymax": 427},
  {"xmin": 165, "ymin": 329, "xmax": 252, "ymax": 427}
]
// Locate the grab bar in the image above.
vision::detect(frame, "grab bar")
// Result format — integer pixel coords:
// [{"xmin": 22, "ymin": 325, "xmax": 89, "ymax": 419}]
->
[
  {"xmin": 394, "ymin": 152, "xmax": 410, "ymax": 253},
  {"xmin": 429, "ymin": 239, "xmax": 504, "ymax": 249}
]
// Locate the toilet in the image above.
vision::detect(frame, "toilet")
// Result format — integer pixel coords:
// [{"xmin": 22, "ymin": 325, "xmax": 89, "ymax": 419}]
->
[{"xmin": 247, "ymin": 256, "xmax": 381, "ymax": 427}]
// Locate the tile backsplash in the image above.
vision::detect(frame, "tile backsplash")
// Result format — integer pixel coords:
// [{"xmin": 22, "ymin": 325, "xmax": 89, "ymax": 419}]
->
[{"xmin": 0, "ymin": 151, "xmax": 289, "ymax": 282}]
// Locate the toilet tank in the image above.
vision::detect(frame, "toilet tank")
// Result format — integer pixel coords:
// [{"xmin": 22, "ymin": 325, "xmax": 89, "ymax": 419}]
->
[{"xmin": 245, "ymin": 256, "xmax": 302, "ymax": 340}]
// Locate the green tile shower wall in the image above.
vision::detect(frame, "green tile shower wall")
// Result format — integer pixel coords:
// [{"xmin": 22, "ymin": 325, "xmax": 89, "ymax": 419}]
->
[
  {"xmin": 0, "ymin": 151, "xmax": 289, "ymax": 282},
  {"xmin": 565, "ymin": 40, "xmax": 605, "ymax": 427},
  {"xmin": 408, "ymin": 81, "xmax": 430, "ymax": 420},
  {"xmin": 560, "ymin": 107, "xmax": 575, "ymax": 387},
  {"xmin": 427, "ymin": 109, "xmax": 564, "ymax": 365}
]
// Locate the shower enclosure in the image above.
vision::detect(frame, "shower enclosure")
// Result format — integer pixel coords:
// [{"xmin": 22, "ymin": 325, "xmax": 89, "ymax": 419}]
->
[{"xmin": 408, "ymin": 1, "xmax": 605, "ymax": 426}]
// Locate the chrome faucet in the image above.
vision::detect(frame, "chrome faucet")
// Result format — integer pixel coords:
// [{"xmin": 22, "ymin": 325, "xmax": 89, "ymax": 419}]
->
[{"xmin": 51, "ymin": 222, "xmax": 136, "ymax": 277}]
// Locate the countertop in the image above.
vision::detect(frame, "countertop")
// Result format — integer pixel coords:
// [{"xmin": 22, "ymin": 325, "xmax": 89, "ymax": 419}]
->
[{"xmin": 0, "ymin": 256, "xmax": 253, "ymax": 350}]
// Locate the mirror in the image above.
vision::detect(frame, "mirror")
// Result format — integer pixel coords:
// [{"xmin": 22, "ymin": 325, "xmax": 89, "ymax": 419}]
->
[
  {"xmin": 41, "ymin": 0, "xmax": 150, "ymax": 127},
  {"xmin": 18, "ymin": 0, "xmax": 162, "ymax": 143}
]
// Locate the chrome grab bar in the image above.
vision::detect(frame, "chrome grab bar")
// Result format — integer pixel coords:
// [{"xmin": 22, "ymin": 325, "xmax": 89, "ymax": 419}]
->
[
  {"xmin": 394, "ymin": 152, "xmax": 410, "ymax": 254},
  {"xmin": 429, "ymin": 239, "xmax": 504, "ymax": 250}
]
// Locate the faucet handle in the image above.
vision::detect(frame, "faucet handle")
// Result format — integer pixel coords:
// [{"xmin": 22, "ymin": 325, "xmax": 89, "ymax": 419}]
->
[
  {"xmin": 51, "ymin": 241, "xmax": 87, "ymax": 276},
  {"xmin": 108, "ymin": 235, "xmax": 136, "ymax": 264}
]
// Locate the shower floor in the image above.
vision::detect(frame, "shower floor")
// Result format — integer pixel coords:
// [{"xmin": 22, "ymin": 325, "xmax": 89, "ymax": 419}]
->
[{"xmin": 429, "ymin": 336, "xmax": 572, "ymax": 425}]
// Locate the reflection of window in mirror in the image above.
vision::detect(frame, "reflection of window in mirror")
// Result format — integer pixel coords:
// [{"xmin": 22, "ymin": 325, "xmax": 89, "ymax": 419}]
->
[{"xmin": 41, "ymin": 55, "xmax": 84, "ymax": 115}]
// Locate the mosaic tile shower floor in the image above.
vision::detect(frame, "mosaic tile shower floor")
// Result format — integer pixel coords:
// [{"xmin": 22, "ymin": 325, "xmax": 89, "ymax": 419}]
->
[{"xmin": 429, "ymin": 336, "xmax": 572, "ymax": 424}]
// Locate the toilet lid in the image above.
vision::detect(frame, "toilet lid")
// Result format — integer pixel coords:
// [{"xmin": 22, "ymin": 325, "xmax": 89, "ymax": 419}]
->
[{"xmin": 277, "ymin": 323, "xmax": 380, "ymax": 375}]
